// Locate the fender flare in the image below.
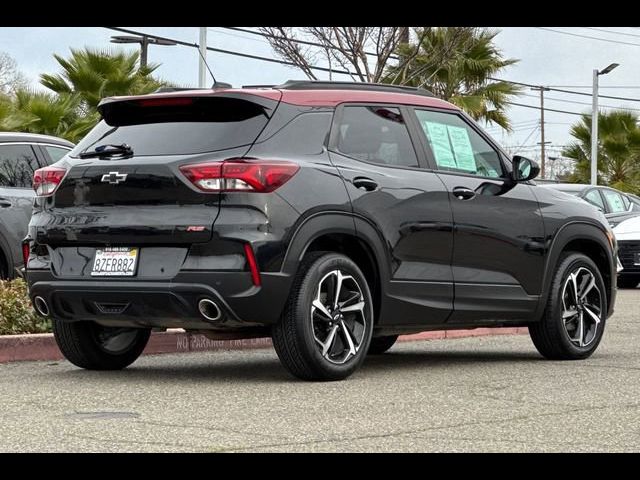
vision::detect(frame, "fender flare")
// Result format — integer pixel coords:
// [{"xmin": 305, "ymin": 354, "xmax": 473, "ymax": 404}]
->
[
  {"xmin": 534, "ymin": 221, "xmax": 614, "ymax": 319},
  {"xmin": 281, "ymin": 211, "xmax": 391, "ymax": 287}
]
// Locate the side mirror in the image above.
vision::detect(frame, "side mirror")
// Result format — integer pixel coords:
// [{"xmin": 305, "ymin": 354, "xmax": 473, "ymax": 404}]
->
[{"xmin": 512, "ymin": 155, "xmax": 540, "ymax": 182}]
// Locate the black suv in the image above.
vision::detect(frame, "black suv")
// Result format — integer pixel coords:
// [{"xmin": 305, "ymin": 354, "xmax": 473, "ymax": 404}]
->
[{"xmin": 24, "ymin": 81, "xmax": 617, "ymax": 381}]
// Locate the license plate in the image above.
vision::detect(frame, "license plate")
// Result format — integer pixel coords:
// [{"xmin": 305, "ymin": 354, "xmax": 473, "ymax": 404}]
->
[{"xmin": 91, "ymin": 247, "xmax": 139, "ymax": 276}]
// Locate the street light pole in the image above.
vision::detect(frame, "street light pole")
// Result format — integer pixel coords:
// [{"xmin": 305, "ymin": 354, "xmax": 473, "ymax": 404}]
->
[
  {"xmin": 140, "ymin": 35, "xmax": 149, "ymax": 69},
  {"xmin": 110, "ymin": 35, "xmax": 177, "ymax": 70},
  {"xmin": 591, "ymin": 63, "xmax": 619, "ymax": 185},
  {"xmin": 199, "ymin": 27, "xmax": 208, "ymax": 88},
  {"xmin": 591, "ymin": 69, "xmax": 599, "ymax": 186}
]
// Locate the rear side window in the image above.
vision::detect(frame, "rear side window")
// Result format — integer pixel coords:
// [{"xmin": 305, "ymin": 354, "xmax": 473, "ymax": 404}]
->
[
  {"xmin": 71, "ymin": 96, "xmax": 272, "ymax": 157},
  {"xmin": 43, "ymin": 145, "xmax": 70, "ymax": 163},
  {"xmin": 336, "ymin": 106, "xmax": 419, "ymax": 168},
  {"xmin": 584, "ymin": 189, "xmax": 605, "ymax": 211},
  {"xmin": 602, "ymin": 190, "xmax": 627, "ymax": 213},
  {"xmin": 0, "ymin": 144, "xmax": 39, "ymax": 188}
]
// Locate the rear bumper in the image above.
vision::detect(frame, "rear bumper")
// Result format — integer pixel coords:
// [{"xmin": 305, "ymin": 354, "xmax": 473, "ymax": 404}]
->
[{"xmin": 26, "ymin": 270, "xmax": 293, "ymax": 330}]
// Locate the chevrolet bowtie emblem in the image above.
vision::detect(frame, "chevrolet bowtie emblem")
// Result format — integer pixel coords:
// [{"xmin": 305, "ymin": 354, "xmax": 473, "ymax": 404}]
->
[{"xmin": 101, "ymin": 172, "xmax": 128, "ymax": 185}]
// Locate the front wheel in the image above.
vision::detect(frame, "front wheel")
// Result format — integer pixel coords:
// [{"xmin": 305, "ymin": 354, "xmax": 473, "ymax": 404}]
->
[
  {"xmin": 529, "ymin": 252, "xmax": 607, "ymax": 360},
  {"xmin": 272, "ymin": 252, "xmax": 374, "ymax": 381},
  {"xmin": 53, "ymin": 319, "xmax": 151, "ymax": 370}
]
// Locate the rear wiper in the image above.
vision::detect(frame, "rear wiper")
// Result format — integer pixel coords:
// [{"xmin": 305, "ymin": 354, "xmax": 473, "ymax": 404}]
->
[{"xmin": 78, "ymin": 143, "xmax": 133, "ymax": 159}]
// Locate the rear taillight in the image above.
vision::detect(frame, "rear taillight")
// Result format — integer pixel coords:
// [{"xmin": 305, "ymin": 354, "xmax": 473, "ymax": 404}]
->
[
  {"xmin": 179, "ymin": 159, "xmax": 299, "ymax": 193},
  {"xmin": 22, "ymin": 240, "xmax": 31, "ymax": 267},
  {"xmin": 33, "ymin": 166, "xmax": 67, "ymax": 196}
]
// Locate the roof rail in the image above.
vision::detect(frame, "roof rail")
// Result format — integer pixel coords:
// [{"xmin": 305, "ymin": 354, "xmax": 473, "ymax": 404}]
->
[{"xmin": 275, "ymin": 80, "xmax": 435, "ymax": 98}]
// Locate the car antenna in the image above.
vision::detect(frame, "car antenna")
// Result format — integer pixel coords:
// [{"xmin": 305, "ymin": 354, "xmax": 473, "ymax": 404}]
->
[{"xmin": 196, "ymin": 45, "xmax": 229, "ymax": 89}]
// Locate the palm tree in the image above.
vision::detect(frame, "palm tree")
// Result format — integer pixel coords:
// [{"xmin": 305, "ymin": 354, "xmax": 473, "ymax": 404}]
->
[
  {"xmin": 1, "ymin": 48, "xmax": 167, "ymax": 142},
  {"xmin": 385, "ymin": 27, "xmax": 522, "ymax": 130},
  {"xmin": 0, "ymin": 89, "xmax": 82, "ymax": 141},
  {"xmin": 562, "ymin": 111, "xmax": 640, "ymax": 193},
  {"xmin": 40, "ymin": 48, "xmax": 165, "ymax": 112}
]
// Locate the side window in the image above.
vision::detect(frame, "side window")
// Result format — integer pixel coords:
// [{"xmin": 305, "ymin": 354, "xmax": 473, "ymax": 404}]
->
[
  {"xmin": 336, "ymin": 106, "xmax": 419, "ymax": 168},
  {"xmin": 414, "ymin": 109, "xmax": 503, "ymax": 178},
  {"xmin": 621, "ymin": 194, "xmax": 631, "ymax": 211},
  {"xmin": 602, "ymin": 190, "xmax": 627, "ymax": 213},
  {"xmin": 0, "ymin": 145, "xmax": 40, "ymax": 188},
  {"xmin": 584, "ymin": 189, "xmax": 606, "ymax": 211},
  {"xmin": 43, "ymin": 145, "xmax": 70, "ymax": 163}
]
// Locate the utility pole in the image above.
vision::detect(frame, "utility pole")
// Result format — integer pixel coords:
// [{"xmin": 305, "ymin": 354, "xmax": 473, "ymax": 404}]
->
[
  {"xmin": 531, "ymin": 86, "xmax": 550, "ymax": 178},
  {"xmin": 199, "ymin": 27, "xmax": 208, "ymax": 88}
]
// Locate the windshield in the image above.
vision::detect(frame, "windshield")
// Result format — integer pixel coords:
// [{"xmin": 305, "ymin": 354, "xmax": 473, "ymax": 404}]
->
[{"xmin": 70, "ymin": 96, "xmax": 271, "ymax": 157}]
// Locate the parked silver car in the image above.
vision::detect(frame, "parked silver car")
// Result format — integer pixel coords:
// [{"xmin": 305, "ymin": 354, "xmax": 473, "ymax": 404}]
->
[{"xmin": 0, "ymin": 133, "xmax": 73, "ymax": 278}]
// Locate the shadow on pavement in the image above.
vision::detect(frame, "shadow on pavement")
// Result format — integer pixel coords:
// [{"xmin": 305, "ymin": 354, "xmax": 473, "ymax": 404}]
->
[{"xmin": 48, "ymin": 347, "xmax": 545, "ymax": 384}]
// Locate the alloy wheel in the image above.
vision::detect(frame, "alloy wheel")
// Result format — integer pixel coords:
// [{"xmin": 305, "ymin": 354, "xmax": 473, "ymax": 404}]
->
[
  {"xmin": 311, "ymin": 269, "xmax": 369, "ymax": 365},
  {"xmin": 561, "ymin": 266, "xmax": 603, "ymax": 347}
]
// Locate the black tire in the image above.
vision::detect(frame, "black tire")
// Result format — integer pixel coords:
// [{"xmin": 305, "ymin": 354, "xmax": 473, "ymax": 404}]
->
[
  {"xmin": 272, "ymin": 252, "xmax": 374, "ymax": 381},
  {"xmin": 529, "ymin": 252, "xmax": 607, "ymax": 360},
  {"xmin": 368, "ymin": 335, "xmax": 398, "ymax": 355},
  {"xmin": 617, "ymin": 277, "xmax": 639, "ymax": 289},
  {"xmin": 52, "ymin": 319, "xmax": 151, "ymax": 370}
]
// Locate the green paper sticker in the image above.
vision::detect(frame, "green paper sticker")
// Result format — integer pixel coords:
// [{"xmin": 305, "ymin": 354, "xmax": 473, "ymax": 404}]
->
[
  {"xmin": 446, "ymin": 125, "xmax": 476, "ymax": 172},
  {"xmin": 424, "ymin": 121, "xmax": 456, "ymax": 168}
]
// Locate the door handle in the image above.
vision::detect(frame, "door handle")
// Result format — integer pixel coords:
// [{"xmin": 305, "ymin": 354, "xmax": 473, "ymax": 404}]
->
[
  {"xmin": 452, "ymin": 186, "xmax": 476, "ymax": 201},
  {"xmin": 353, "ymin": 177, "xmax": 378, "ymax": 192},
  {"xmin": 0, "ymin": 198, "xmax": 11, "ymax": 208}
]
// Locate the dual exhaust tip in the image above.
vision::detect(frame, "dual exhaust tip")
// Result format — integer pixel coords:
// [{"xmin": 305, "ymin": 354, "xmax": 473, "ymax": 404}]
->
[
  {"xmin": 33, "ymin": 296, "xmax": 50, "ymax": 317},
  {"xmin": 33, "ymin": 295, "xmax": 222, "ymax": 323},
  {"xmin": 198, "ymin": 298, "xmax": 222, "ymax": 322}
]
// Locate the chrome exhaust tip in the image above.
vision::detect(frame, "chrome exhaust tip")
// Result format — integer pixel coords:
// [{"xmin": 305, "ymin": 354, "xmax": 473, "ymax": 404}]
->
[
  {"xmin": 198, "ymin": 299, "xmax": 222, "ymax": 322},
  {"xmin": 33, "ymin": 296, "xmax": 50, "ymax": 317}
]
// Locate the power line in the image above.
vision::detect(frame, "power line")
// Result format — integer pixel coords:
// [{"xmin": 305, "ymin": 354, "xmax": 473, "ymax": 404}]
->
[
  {"xmin": 582, "ymin": 27, "xmax": 640, "ymax": 39},
  {"xmin": 535, "ymin": 27, "xmax": 640, "ymax": 47},
  {"xmin": 104, "ymin": 26, "xmax": 357, "ymax": 77},
  {"xmin": 512, "ymin": 126, "xmax": 540, "ymax": 154},
  {"xmin": 491, "ymin": 77, "xmax": 640, "ymax": 103},
  {"xmin": 505, "ymin": 101, "xmax": 584, "ymax": 116},
  {"xmin": 521, "ymin": 92, "xmax": 640, "ymax": 112},
  {"xmin": 223, "ymin": 27, "xmax": 402, "ymax": 60}
]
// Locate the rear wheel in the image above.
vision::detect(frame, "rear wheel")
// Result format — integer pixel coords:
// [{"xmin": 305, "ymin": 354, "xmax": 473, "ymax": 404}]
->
[
  {"xmin": 617, "ymin": 276, "xmax": 639, "ymax": 289},
  {"xmin": 529, "ymin": 252, "xmax": 607, "ymax": 360},
  {"xmin": 272, "ymin": 252, "xmax": 374, "ymax": 381},
  {"xmin": 53, "ymin": 319, "xmax": 151, "ymax": 370},
  {"xmin": 368, "ymin": 335, "xmax": 398, "ymax": 355}
]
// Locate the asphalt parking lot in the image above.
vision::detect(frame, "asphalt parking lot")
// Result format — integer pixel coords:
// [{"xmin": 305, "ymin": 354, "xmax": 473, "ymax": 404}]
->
[{"xmin": 1, "ymin": 289, "xmax": 638, "ymax": 452}]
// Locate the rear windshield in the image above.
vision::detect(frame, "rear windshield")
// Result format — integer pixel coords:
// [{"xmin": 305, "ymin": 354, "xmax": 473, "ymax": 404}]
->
[{"xmin": 70, "ymin": 96, "xmax": 272, "ymax": 157}]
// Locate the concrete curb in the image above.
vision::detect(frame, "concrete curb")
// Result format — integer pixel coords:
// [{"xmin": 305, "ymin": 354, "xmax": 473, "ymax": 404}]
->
[{"xmin": 0, "ymin": 327, "xmax": 529, "ymax": 364}]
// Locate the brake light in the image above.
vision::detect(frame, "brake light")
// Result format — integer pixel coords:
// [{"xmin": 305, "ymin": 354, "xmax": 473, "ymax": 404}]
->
[
  {"xmin": 33, "ymin": 166, "xmax": 67, "ymax": 196},
  {"xmin": 137, "ymin": 97, "xmax": 194, "ymax": 107},
  {"xmin": 22, "ymin": 240, "xmax": 31, "ymax": 267},
  {"xmin": 180, "ymin": 159, "xmax": 299, "ymax": 193}
]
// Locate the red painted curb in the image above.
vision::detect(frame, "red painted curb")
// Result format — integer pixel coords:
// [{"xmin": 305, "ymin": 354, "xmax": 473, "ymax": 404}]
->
[{"xmin": 0, "ymin": 327, "xmax": 529, "ymax": 364}]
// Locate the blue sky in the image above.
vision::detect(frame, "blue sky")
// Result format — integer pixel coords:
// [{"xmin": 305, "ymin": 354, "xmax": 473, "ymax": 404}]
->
[{"xmin": 2, "ymin": 26, "xmax": 640, "ymax": 164}]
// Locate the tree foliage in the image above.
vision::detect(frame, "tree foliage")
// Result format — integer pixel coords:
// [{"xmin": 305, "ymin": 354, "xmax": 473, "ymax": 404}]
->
[
  {"xmin": 0, "ymin": 48, "xmax": 165, "ymax": 142},
  {"xmin": 562, "ymin": 110, "xmax": 640, "ymax": 193},
  {"xmin": 385, "ymin": 27, "xmax": 521, "ymax": 129}
]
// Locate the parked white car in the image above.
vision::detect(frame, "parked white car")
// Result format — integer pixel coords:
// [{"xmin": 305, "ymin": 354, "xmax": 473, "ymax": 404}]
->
[{"xmin": 613, "ymin": 215, "xmax": 640, "ymax": 288}]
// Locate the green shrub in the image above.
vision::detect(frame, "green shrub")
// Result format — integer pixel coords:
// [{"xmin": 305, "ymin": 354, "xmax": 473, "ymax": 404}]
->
[{"xmin": 0, "ymin": 279, "xmax": 51, "ymax": 335}]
